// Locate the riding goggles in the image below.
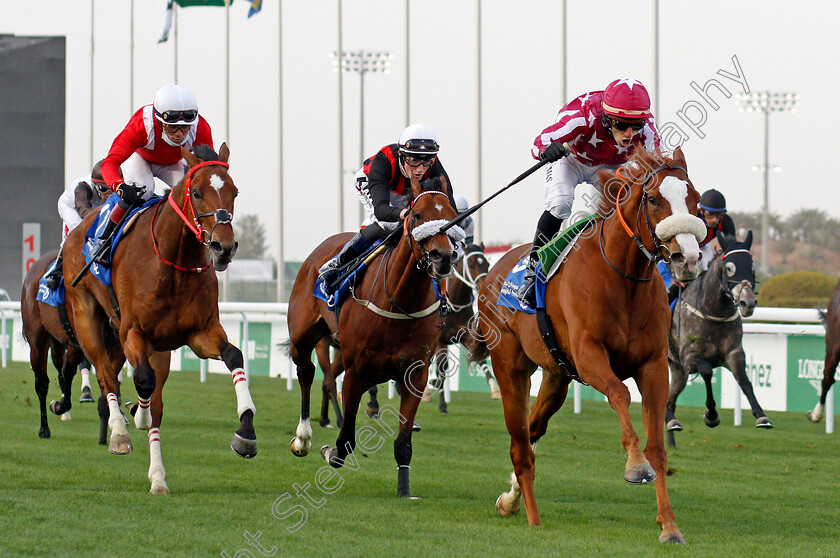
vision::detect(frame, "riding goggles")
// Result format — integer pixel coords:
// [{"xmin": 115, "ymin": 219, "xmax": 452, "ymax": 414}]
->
[
  {"xmin": 91, "ymin": 178, "xmax": 110, "ymax": 194},
  {"xmin": 404, "ymin": 156, "xmax": 436, "ymax": 168},
  {"xmin": 609, "ymin": 118, "xmax": 645, "ymax": 132},
  {"xmin": 402, "ymin": 138, "xmax": 439, "ymax": 154},
  {"xmin": 157, "ymin": 109, "xmax": 198, "ymax": 124}
]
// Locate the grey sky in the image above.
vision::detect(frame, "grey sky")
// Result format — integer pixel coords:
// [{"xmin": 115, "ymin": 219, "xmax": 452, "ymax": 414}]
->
[{"xmin": 2, "ymin": 0, "xmax": 834, "ymax": 261}]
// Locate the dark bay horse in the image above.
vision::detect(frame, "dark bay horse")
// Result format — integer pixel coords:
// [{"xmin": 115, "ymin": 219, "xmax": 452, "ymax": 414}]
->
[
  {"xmin": 20, "ymin": 250, "xmax": 88, "ymax": 438},
  {"xmin": 313, "ymin": 241, "xmax": 492, "ymax": 427},
  {"xmin": 807, "ymin": 280, "xmax": 840, "ymax": 423},
  {"xmin": 62, "ymin": 143, "xmax": 256, "ymax": 494},
  {"xmin": 666, "ymin": 231, "xmax": 771, "ymax": 445},
  {"xmin": 476, "ymin": 148, "xmax": 704, "ymax": 544},
  {"xmin": 288, "ymin": 177, "xmax": 459, "ymax": 497}
]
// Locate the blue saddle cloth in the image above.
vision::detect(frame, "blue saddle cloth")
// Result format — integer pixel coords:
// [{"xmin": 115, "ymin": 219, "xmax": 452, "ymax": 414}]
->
[
  {"xmin": 81, "ymin": 194, "xmax": 161, "ymax": 287},
  {"xmin": 496, "ymin": 255, "xmax": 548, "ymax": 314},
  {"xmin": 313, "ymin": 240, "xmax": 383, "ymax": 312},
  {"xmin": 36, "ymin": 259, "xmax": 65, "ymax": 306}
]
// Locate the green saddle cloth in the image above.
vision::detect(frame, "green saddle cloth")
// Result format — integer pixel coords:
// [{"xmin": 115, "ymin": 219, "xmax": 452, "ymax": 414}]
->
[{"xmin": 536, "ymin": 215, "xmax": 598, "ymax": 272}]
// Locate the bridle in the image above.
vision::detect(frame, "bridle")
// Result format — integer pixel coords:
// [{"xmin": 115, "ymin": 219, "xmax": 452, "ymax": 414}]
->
[
  {"xmin": 715, "ymin": 247, "xmax": 756, "ymax": 303},
  {"xmin": 453, "ymin": 248, "xmax": 488, "ymax": 291},
  {"xmin": 600, "ymin": 163, "xmax": 688, "ymax": 281},
  {"xmin": 404, "ymin": 190, "xmax": 460, "ymax": 275},
  {"xmin": 150, "ymin": 160, "xmax": 234, "ymax": 273}
]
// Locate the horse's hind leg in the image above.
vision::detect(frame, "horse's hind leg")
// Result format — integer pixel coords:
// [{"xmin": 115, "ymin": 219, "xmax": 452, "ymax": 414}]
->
[
  {"xmin": 28, "ymin": 331, "xmax": 52, "ymax": 438},
  {"xmin": 315, "ymin": 339, "xmax": 341, "ymax": 428},
  {"xmin": 321, "ymin": 366, "xmax": 364, "ymax": 469},
  {"xmin": 695, "ymin": 360, "xmax": 720, "ymax": 428},
  {"xmin": 528, "ymin": 369, "xmax": 571, "ymax": 445},
  {"xmin": 366, "ymin": 385, "xmax": 380, "ymax": 418},
  {"xmin": 727, "ymin": 350, "xmax": 772, "ymax": 428},
  {"xmin": 808, "ymin": 345, "xmax": 838, "ymax": 423},
  {"xmin": 51, "ymin": 344, "xmax": 83, "ymax": 417}
]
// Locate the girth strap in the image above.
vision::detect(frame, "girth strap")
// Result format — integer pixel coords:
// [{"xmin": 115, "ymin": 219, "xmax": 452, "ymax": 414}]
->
[
  {"xmin": 535, "ymin": 308, "xmax": 584, "ymax": 384},
  {"xmin": 56, "ymin": 303, "xmax": 79, "ymax": 348}
]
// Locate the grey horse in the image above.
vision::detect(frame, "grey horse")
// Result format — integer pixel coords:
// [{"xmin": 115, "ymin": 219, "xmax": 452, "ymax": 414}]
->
[{"xmin": 665, "ymin": 231, "xmax": 772, "ymax": 445}]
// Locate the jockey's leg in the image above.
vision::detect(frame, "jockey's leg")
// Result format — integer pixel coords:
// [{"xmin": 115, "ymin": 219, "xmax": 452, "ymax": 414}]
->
[
  {"xmin": 44, "ymin": 249, "xmax": 65, "ymax": 290},
  {"xmin": 517, "ymin": 211, "xmax": 564, "ymax": 306},
  {"xmin": 318, "ymin": 224, "xmax": 382, "ymax": 286}
]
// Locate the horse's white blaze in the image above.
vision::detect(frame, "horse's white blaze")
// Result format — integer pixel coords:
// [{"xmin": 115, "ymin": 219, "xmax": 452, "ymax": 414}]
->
[
  {"xmin": 674, "ymin": 232, "xmax": 700, "ymax": 263},
  {"xmin": 659, "ymin": 176, "xmax": 691, "ymax": 214},
  {"xmin": 209, "ymin": 173, "xmax": 225, "ymax": 191},
  {"xmin": 148, "ymin": 427, "xmax": 168, "ymax": 494}
]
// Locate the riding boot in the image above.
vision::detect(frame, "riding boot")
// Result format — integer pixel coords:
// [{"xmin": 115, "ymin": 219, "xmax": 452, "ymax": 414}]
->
[
  {"xmin": 318, "ymin": 231, "xmax": 369, "ymax": 287},
  {"xmin": 92, "ymin": 217, "xmax": 120, "ymax": 267},
  {"xmin": 44, "ymin": 252, "xmax": 64, "ymax": 290},
  {"xmin": 517, "ymin": 211, "xmax": 563, "ymax": 306}
]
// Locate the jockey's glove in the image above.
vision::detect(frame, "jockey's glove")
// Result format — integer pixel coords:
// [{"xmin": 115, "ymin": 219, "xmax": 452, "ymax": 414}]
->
[
  {"xmin": 115, "ymin": 181, "xmax": 144, "ymax": 205},
  {"xmin": 540, "ymin": 142, "xmax": 569, "ymax": 162}
]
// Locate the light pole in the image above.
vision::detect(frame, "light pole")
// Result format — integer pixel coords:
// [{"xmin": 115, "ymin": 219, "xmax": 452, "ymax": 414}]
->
[
  {"xmin": 734, "ymin": 91, "xmax": 799, "ymax": 275},
  {"xmin": 331, "ymin": 50, "xmax": 393, "ymax": 225}
]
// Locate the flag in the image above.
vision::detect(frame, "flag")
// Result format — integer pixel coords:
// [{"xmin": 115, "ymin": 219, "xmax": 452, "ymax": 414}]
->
[
  {"xmin": 158, "ymin": 0, "xmax": 234, "ymax": 44},
  {"xmin": 248, "ymin": 0, "xmax": 262, "ymax": 18},
  {"xmin": 158, "ymin": 1, "xmax": 174, "ymax": 43}
]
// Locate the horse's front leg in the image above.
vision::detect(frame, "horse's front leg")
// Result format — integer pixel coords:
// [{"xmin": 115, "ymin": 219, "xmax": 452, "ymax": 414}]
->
[
  {"xmin": 290, "ymin": 339, "xmax": 317, "ymax": 456},
  {"xmin": 394, "ymin": 363, "xmax": 429, "ymax": 498},
  {"xmin": 692, "ymin": 359, "xmax": 719, "ymax": 428},
  {"xmin": 727, "ymin": 349, "xmax": 773, "ymax": 428},
  {"xmin": 636, "ymin": 359, "xmax": 685, "ymax": 544},
  {"xmin": 808, "ymin": 352, "xmax": 838, "ymax": 422},
  {"xmin": 665, "ymin": 354, "xmax": 689, "ymax": 433},
  {"xmin": 147, "ymin": 351, "xmax": 171, "ymax": 494},
  {"xmin": 122, "ymin": 328, "xmax": 156, "ymax": 432},
  {"xmin": 190, "ymin": 325, "xmax": 257, "ymax": 458}
]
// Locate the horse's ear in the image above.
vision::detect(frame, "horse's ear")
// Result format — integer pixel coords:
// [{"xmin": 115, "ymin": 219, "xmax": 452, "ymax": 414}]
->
[
  {"xmin": 182, "ymin": 147, "xmax": 200, "ymax": 168},
  {"xmin": 715, "ymin": 230, "xmax": 731, "ymax": 249},
  {"xmin": 410, "ymin": 176, "xmax": 423, "ymax": 199},
  {"xmin": 744, "ymin": 229, "xmax": 753, "ymax": 249},
  {"xmin": 439, "ymin": 175, "xmax": 448, "ymax": 195},
  {"xmin": 218, "ymin": 142, "xmax": 230, "ymax": 164},
  {"xmin": 479, "ymin": 241, "xmax": 485, "ymax": 251},
  {"xmin": 672, "ymin": 147, "xmax": 687, "ymax": 169}
]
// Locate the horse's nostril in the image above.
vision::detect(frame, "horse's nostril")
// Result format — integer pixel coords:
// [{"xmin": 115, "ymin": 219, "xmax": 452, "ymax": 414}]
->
[
  {"xmin": 429, "ymin": 250, "xmax": 442, "ymax": 262},
  {"xmin": 209, "ymin": 241, "xmax": 223, "ymax": 253}
]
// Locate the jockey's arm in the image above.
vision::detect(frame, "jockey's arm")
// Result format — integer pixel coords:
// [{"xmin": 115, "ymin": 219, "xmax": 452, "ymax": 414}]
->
[
  {"xmin": 368, "ymin": 181, "xmax": 402, "ymax": 222},
  {"xmin": 101, "ymin": 117, "xmax": 148, "ymax": 189}
]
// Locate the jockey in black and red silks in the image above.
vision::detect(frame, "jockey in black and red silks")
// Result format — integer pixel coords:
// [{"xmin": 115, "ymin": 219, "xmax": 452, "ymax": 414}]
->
[
  {"xmin": 518, "ymin": 78, "xmax": 662, "ymax": 306},
  {"xmin": 93, "ymin": 83, "xmax": 215, "ymax": 266},
  {"xmin": 318, "ymin": 124, "xmax": 459, "ymax": 286}
]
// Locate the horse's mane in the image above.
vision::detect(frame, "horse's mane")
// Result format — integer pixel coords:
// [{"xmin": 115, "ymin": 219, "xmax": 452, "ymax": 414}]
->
[
  {"xmin": 419, "ymin": 176, "xmax": 445, "ymax": 193},
  {"xmin": 593, "ymin": 148, "xmax": 679, "ymax": 218},
  {"xmin": 192, "ymin": 144, "xmax": 219, "ymax": 162}
]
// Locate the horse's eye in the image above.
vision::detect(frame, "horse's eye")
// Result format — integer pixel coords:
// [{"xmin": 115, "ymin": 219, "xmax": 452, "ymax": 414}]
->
[
  {"xmin": 413, "ymin": 213, "xmax": 421, "ymax": 221},
  {"xmin": 648, "ymin": 196, "xmax": 658, "ymax": 206},
  {"xmin": 725, "ymin": 262, "xmax": 736, "ymax": 277},
  {"xmin": 192, "ymin": 190, "xmax": 201, "ymax": 200}
]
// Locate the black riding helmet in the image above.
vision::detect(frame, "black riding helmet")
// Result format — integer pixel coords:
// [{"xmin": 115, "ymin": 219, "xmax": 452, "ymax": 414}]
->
[{"xmin": 699, "ymin": 189, "xmax": 726, "ymax": 213}]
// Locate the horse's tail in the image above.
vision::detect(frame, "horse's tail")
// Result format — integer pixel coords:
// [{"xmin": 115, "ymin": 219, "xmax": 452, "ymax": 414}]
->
[
  {"xmin": 464, "ymin": 314, "xmax": 490, "ymax": 365},
  {"xmin": 277, "ymin": 338, "xmax": 292, "ymax": 356}
]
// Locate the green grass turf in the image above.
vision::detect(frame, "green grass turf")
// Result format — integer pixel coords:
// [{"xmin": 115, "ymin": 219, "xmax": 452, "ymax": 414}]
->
[{"xmin": 0, "ymin": 361, "xmax": 837, "ymax": 557}]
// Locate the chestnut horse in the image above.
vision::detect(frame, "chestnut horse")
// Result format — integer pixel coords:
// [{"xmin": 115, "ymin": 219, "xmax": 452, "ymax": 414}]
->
[
  {"xmin": 476, "ymin": 148, "xmax": 704, "ymax": 544},
  {"xmin": 62, "ymin": 144, "xmax": 256, "ymax": 494},
  {"xmin": 288, "ymin": 177, "xmax": 460, "ymax": 497},
  {"xmin": 807, "ymin": 280, "xmax": 840, "ymax": 423},
  {"xmin": 20, "ymin": 250, "xmax": 88, "ymax": 438}
]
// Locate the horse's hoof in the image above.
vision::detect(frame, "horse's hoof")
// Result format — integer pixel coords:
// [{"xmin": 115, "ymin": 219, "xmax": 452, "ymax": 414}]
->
[
  {"xmin": 659, "ymin": 531, "xmax": 686, "ymax": 544},
  {"xmin": 495, "ymin": 493, "xmax": 520, "ymax": 516},
  {"xmin": 108, "ymin": 434, "xmax": 133, "ymax": 455},
  {"xmin": 231, "ymin": 433, "xmax": 257, "ymax": 458},
  {"xmin": 703, "ymin": 411, "xmax": 720, "ymax": 428},
  {"xmin": 806, "ymin": 410, "xmax": 822, "ymax": 423},
  {"xmin": 290, "ymin": 437, "xmax": 312, "ymax": 457},
  {"xmin": 150, "ymin": 481, "xmax": 170, "ymax": 495},
  {"xmin": 79, "ymin": 387, "xmax": 94, "ymax": 403},
  {"xmin": 624, "ymin": 462, "xmax": 657, "ymax": 484},
  {"xmin": 366, "ymin": 405, "xmax": 379, "ymax": 419},
  {"xmin": 49, "ymin": 400, "xmax": 64, "ymax": 416},
  {"xmin": 666, "ymin": 419, "xmax": 683, "ymax": 432},
  {"xmin": 320, "ymin": 445, "xmax": 332, "ymax": 463},
  {"xmin": 756, "ymin": 417, "xmax": 774, "ymax": 429},
  {"xmin": 38, "ymin": 427, "xmax": 51, "ymax": 439},
  {"xmin": 61, "ymin": 412, "xmax": 72, "ymax": 422}
]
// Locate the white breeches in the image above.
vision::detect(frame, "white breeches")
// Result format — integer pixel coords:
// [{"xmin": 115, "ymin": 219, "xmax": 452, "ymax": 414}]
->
[{"xmin": 544, "ymin": 157, "xmax": 619, "ymax": 221}]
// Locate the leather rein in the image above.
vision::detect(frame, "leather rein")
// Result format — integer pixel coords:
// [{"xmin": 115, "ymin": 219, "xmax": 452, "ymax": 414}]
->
[{"xmin": 150, "ymin": 160, "xmax": 233, "ymax": 273}]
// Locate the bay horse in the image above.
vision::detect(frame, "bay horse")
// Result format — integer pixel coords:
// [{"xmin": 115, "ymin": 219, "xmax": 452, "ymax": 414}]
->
[
  {"xmin": 288, "ymin": 176, "xmax": 459, "ymax": 497},
  {"xmin": 807, "ymin": 280, "xmax": 840, "ymax": 423},
  {"xmin": 476, "ymin": 148, "xmax": 704, "ymax": 544},
  {"xmin": 315, "ymin": 241, "xmax": 493, "ymax": 427},
  {"xmin": 62, "ymin": 143, "xmax": 256, "ymax": 494},
  {"xmin": 20, "ymin": 250, "xmax": 88, "ymax": 438},
  {"xmin": 666, "ymin": 231, "xmax": 772, "ymax": 446}
]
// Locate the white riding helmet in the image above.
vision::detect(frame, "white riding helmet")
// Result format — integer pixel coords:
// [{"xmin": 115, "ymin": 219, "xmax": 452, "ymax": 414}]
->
[
  {"xmin": 454, "ymin": 195, "xmax": 470, "ymax": 212},
  {"xmin": 398, "ymin": 124, "xmax": 439, "ymax": 158},
  {"xmin": 153, "ymin": 83, "xmax": 199, "ymax": 126}
]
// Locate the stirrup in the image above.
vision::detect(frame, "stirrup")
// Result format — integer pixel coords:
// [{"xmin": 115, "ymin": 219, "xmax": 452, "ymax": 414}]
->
[
  {"xmin": 516, "ymin": 270, "xmax": 536, "ymax": 306},
  {"xmin": 92, "ymin": 239, "xmax": 112, "ymax": 267},
  {"xmin": 44, "ymin": 272, "xmax": 62, "ymax": 290}
]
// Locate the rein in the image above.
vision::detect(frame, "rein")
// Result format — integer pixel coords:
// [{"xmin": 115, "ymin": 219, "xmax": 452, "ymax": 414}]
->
[{"xmin": 151, "ymin": 159, "xmax": 233, "ymax": 273}]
